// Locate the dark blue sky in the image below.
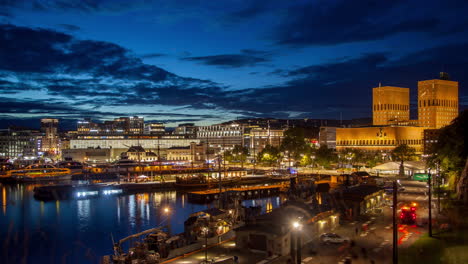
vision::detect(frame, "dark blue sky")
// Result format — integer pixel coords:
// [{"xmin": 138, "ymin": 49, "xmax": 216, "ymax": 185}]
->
[{"xmin": 0, "ymin": 0, "xmax": 467, "ymax": 128}]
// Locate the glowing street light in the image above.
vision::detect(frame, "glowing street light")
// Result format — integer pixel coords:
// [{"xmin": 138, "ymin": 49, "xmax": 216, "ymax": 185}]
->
[
  {"xmin": 202, "ymin": 227, "xmax": 209, "ymax": 262},
  {"xmin": 291, "ymin": 219, "xmax": 303, "ymax": 264}
]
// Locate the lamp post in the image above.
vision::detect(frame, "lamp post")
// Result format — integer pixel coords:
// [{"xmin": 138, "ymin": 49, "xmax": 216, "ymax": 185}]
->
[
  {"xmin": 428, "ymin": 169, "xmax": 432, "ymax": 237},
  {"xmin": 202, "ymin": 227, "xmax": 209, "ymax": 263},
  {"xmin": 292, "ymin": 220, "xmax": 302, "ymax": 264},
  {"xmin": 392, "ymin": 180, "xmax": 398, "ymax": 264}
]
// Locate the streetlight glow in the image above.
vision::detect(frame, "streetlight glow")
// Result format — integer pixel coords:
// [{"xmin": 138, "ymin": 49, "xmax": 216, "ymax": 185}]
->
[{"xmin": 292, "ymin": 221, "xmax": 301, "ymax": 229}]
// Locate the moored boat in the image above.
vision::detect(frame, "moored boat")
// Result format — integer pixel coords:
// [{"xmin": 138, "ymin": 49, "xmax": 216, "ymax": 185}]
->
[
  {"xmin": 266, "ymin": 169, "xmax": 293, "ymax": 181},
  {"xmin": 8, "ymin": 164, "xmax": 72, "ymax": 182}
]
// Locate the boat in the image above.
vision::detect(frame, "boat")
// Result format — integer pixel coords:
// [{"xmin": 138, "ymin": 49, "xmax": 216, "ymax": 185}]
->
[
  {"xmin": 7, "ymin": 164, "xmax": 72, "ymax": 182},
  {"xmin": 56, "ymin": 160, "xmax": 86, "ymax": 173},
  {"xmin": 266, "ymin": 169, "xmax": 293, "ymax": 181},
  {"xmin": 175, "ymin": 173, "xmax": 241, "ymax": 189},
  {"xmin": 103, "ymin": 207, "xmax": 241, "ymax": 264}
]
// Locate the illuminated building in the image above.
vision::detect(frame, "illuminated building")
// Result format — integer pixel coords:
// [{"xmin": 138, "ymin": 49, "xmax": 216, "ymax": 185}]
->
[
  {"xmin": 40, "ymin": 118, "xmax": 60, "ymax": 154},
  {"xmin": 336, "ymin": 126, "xmax": 426, "ymax": 152},
  {"xmin": 144, "ymin": 123, "xmax": 165, "ymax": 135},
  {"xmin": 423, "ymin": 129, "xmax": 441, "ymax": 154},
  {"xmin": 0, "ymin": 128, "xmax": 40, "ymax": 158},
  {"xmin": 249, "ymin": 127, "xmax": 284, "ymax": 153},
  {"xmin": 77, "ymin": 116, "xmax": 145, "ymax": 135},
  {"xmin": 337, "ymin": 73, "xmax": 459, "ymax": 154},
  {"xmin": 166, "ymin": 142, "xmax": 206, "ymax": 161},
  {"xmin": 196, "ymin": 123, "xmax": 246, "ymax": 152},
  {"xmin": 319, "ymin": 127, "xmax": 338, "ymax": 149},
  {"xmin": 373, "ymin": 86, "xmax": 410, "ymax": 125},
  {"xmin": 66, "ymin": 137, "xmax": 200, "ymax": 162},
  {"xmin": 418, "ymin": 72, "xmax": 459, "ymax": 128}
]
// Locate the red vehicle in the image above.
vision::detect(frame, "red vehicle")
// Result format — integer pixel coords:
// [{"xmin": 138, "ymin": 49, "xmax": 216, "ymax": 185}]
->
[{"xmin": 400, "ymin": 204, "xmax": 417, "ymax": 225}]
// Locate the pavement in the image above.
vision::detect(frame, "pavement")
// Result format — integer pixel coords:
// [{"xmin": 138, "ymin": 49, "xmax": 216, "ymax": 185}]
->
[{"xmin": 169, "ymin": 180, "xmax": 435, "ymax": 264}]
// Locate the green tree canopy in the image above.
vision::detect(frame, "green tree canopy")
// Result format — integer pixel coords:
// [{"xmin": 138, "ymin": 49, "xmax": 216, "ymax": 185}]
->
[
  {"xmin": 280, "ymin": 127, "xmax": 307, "ymax": 160},
  {"xmin": 258, "ymin": 145, "xmax": 281, "ymax": 166},
  {"xmin": 224, "ymin": 145, "xmax": 249, "ymax": 163},
  {"xmin": 315, "ymin": 145, "xmax": 337, "ymax": 168},
  {"xmin": 429, "ymin": 110, "xmax": 467, "ymax": 172}
]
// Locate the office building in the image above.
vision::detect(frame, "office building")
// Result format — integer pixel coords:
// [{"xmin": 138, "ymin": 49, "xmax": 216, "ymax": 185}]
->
[
  {"xmin": 373, "ymin": 86, "xmax": 410, "ymax": 125},
  {"xmin": 418, "ymin": 73, "xmax": 459, "ymax": 128}
]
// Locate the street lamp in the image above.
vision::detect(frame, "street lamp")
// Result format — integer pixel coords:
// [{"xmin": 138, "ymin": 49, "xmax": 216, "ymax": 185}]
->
[
  {"xmin": 202, "ymin": 226, "xmax": 209, "ymax": 262},
  {"xmin": 291, "ymin": 220, "xmax": 303, "ymax": 264}
]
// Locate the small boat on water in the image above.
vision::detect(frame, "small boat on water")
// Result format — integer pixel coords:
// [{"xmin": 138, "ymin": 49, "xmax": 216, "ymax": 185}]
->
[
  {"xmin": 266, "ymin": 169, "xmax": 293, "ymax": 181},
  {"xmin": 7, "ymin": 164, "xmax": 72, "ymax": 182}
]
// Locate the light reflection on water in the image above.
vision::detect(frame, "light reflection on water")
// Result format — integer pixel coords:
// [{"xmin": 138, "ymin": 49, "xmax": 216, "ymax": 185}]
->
[{"xmin": 0, "ymin": 183, "xmax": 282, "ymax": 264}]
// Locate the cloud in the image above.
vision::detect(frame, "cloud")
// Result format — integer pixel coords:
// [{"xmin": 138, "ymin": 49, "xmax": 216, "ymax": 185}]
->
[
  {"xmin": 57, "ymin": 24, "xmax": 80, "ymax": 31},
  {"xmin": 222, "ymin": 43, "xmax": 468, "ymax": 117},
  {"xmin": 0, "ymin": 0, "xmax": 152, "ymax": 15},
  {"xmin": 0, "ymin": 24, "xmax": 244, "ymax": 127},
  {"xmin": 139, "ymin": 53, "xmax": 167, "ymax": 59},
  {"xmin": 0, "ymin": 23, "xmax": 466, "ymax": 130},
  {"xmin": 269, "ymin": 0, "xmax": 467, "ymax": 46},
  {"xmin": 181, "ymin": 49, "xmax": 271, "ymax": 68}
]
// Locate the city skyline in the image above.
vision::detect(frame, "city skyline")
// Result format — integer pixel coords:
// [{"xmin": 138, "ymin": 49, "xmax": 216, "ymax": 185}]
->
[{"xmin": 1, "ymin": 0, "xmax": 468, "ymax": 129}]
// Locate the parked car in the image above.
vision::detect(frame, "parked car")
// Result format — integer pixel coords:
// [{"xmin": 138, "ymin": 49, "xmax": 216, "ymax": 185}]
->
[{"xmin": 320, "ymin": 233, "xmax": 350, "ymax": 244}]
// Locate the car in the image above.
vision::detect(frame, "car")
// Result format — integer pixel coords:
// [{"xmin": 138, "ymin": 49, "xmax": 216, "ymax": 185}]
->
[{"xmin": 320, "ymin": 233, "xmax": 349, "ymax": 244}]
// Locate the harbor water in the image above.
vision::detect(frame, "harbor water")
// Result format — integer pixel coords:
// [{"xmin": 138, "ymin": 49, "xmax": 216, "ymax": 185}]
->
[{"xmin": 0, "ymin": 182, "xmax": 283, "ymax": 264}]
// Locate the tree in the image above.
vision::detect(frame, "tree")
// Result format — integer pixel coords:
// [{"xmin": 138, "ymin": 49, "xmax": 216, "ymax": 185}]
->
[
  {"xmin": 258, "ymin": 145, "xmax": 281, "ymax": 166},
  {"xmin": 298, "ymin": 144, "xmax": 317, "ymax": 166},
  {"xmin": 280, "ymin": 128, "xmax": 307, "ymax": 166},
  {"xmin": 230, "ymin": 145, "xmax": 249, "ymax": 168},
  {"xmin": 428, "ymin": 110, "xmax": 467, "ymax": 200},
  {"xmin": 391, "ymin": 144, "xmax": 416, "ymax": 177},
  {"xmin": 315, "ymin": 145, "xmax": 337, "ymax": 169}
]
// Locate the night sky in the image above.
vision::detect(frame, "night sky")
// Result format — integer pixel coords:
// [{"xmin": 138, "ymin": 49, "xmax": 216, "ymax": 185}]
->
[{"xmin": 0, "ymin": 0, "xmax": 467, "ymax": 129}]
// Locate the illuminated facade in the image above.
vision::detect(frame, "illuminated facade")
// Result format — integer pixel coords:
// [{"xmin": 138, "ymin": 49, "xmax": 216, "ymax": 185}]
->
[
  {"xmin": 372, "ymin": 86, "xmax": 410, "ymax": 125},
  {"xmin": 418, "ymin": 75, "xmax": 458, "ymax": 128},
  {"xmin": 40, "ymin": 118, "xmax": 60, "ymax": 154},
  {"xmin": 337, "ymin": 73, "xmax": 459, "ymax": 153},
  {"xmin": 77, "ymin": 116, "xmax": 145, "ymax": 135},
  {"xmin": 249, "ymin": 127, "xmax": 284, "ymax": 153},
  {"xmin": 336, "ymin": 126, "xmax": 426, "ymax": 152}
]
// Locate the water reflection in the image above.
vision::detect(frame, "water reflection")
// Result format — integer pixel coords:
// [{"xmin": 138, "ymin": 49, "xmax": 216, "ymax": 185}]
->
[
  {"xmin": 0, "ymin": 183, "xmax": 282, "ymax": 264},
  {"xmin": 77, "ymin": 199, "xmax": 90, "ymax": 231},
  {"xmin": 2, "ymin": 186, "xmax": 6, "ymax": 214}
]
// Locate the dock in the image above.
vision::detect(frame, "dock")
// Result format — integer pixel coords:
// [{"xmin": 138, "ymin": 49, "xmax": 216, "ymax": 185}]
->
[{"xmin": 187, "ymin": 184, "xmax": 288, "ymax": 203}]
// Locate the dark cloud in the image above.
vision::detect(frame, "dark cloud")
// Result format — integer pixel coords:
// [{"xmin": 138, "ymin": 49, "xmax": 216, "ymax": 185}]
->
[
  {"xmin": 139, "ymin": 53, "xmax": 167, "ymax": 59},
  {"xmin": 221, "ymin": 43, "xmax": 468, "ymax": 117},
  {"xmin": 57, "ymin": 23, "xmax": 80, "ymax": 31},
  {"xmin": 1, "ymin": 23, "xmax": 466, "ymax": 129},
  {"xmin": 181, "ymin": 49, "xmax": 271, "ymax": 68},
  {"xmin": 0, "ymin": 0, "xmax": 152, "ymax": 15},
  {"xmin": 270, "ymin": 0, "xmax": 467, "ymax": 46}
]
